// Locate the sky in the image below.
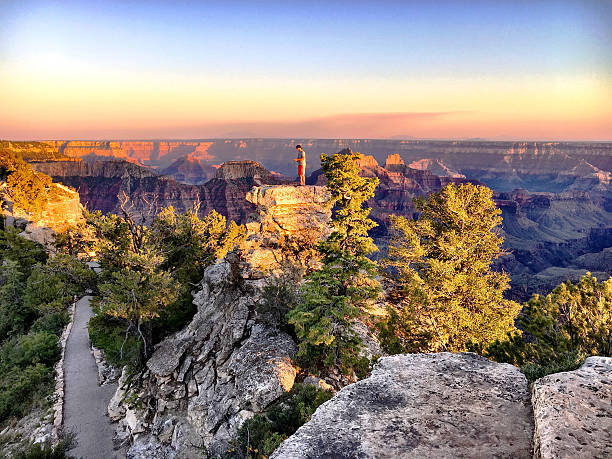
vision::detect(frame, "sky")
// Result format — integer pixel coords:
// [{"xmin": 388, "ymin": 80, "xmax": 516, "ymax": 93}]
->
[{"xmin": 0, "ymin": 0, "xmax": 611, "ymax": 140}]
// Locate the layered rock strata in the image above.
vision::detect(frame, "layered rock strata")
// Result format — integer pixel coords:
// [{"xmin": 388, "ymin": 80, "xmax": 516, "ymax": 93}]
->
[
  {"xmin": 271, "ymin": 353, "xmax": 534, "ymax": 458},
  {"xmin": 532, "ymin": 357, "xmax": 611, "ymax": 458},
  {"xmin": 109, "ymin": 185, "xmax": 331, "ymax": 458}
]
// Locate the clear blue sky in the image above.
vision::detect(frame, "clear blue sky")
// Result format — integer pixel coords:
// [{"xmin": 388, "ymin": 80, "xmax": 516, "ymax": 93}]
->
[{"xmin": 1, "ymin": 0, "xmax": 610, "ymax": 139}]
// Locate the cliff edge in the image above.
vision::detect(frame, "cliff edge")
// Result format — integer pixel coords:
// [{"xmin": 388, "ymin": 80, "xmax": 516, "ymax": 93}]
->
[{"xmin": 109, "ymin": 185, "xmax": 331, "ymax": 458}]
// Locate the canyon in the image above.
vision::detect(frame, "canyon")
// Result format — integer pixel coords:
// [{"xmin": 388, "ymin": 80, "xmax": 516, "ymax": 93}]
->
[
  {"xmin": 22, "ymin": 139, "xmax": 612, "ymax": 301},
  {"xmin": 38, "ymin": 139, "xmax": 612, "ymax": 191}
]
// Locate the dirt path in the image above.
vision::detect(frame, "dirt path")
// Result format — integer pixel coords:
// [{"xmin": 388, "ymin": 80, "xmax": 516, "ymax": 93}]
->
[{"xmin": 64, "ymin": 296, "xmax": 123, "ymax": 458}]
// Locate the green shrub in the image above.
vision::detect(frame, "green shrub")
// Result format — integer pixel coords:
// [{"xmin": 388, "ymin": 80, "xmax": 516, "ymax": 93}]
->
[
  {"xmin": 0, "ymin": 228, "xmax": 47, "ymax": 279},
  {"xmin": 257, "ymin": 273, "xmax": 300, "ymax": 332},
  {"xmin": 0, "ymin": 364, "xmax": 54, "ymax": 421},
  {"xmin": 88, "ymin": 313, "xmax": 142, "ymax": 369},
  {"xmin": 0, "ymin": 332, "xmax": 60, "ymax": 369},
  {"xmin": 486, "ymin": 273, "xmax": 611, "ymax": 381},
  {"xmin": 30, "ymin": 311, "xmax": 70, "ymax": 336},
  {"xmin": 227, "ymin": 384, "xmax": 333, "ymax": 459},
  {"xmin": 520, "ymin": 351, "xmax": 584, "ymax": 382}
]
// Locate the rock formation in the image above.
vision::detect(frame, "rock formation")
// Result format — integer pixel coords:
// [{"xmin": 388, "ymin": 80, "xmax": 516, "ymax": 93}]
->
[
  {"xmin": 27, "ymin": 149, "xmax": 612, "ymax": 301},
  {"xmin": 39, "ymin": 140, "xmax": 612, "ymax": 186},
  {"xmin": 109, "ymin": 185, "xmax": 331, "ymax": 458},
  {"xmin": 29, "ymin": 159, "xmax": 288, "ymax": 223},
  {"xmin": 271, "ymin": 353, "xmax": 534, "ymax": 458},
  {"xmin": 0, "ymin": 181, "xmax": 84, "ymax": 247},
  {"xmin": 532, "ymin": 356, "xmax": 611, "ymax": 458}
]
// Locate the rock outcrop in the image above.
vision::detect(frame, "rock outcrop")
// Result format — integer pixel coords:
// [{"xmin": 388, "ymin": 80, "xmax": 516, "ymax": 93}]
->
[
  {"xmin": 110, "ymin": 185, "xmax": 331, "ymax": 458},
  {"xmin": 0, "ymin": 181, "xmax": 84, "ymax": 247},
  {"xmin": 532, "ymin": 357, "xmax": 611, "ymax": 458},
  {"xmin": 271, "ymin": 353, "xmax": 534, "ymax": 459},
  {"xmin": 242, "ymin": 185, "xmax": 331, "ymax": 275}
]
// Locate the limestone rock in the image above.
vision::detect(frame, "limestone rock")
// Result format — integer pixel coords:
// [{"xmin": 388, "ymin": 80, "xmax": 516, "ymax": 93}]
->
[
  {"xmin": 0, "ymin": 181, "xmax": 84, "ymax": 249},
  {"xmin": 272, "ymin": 353, "xmax": 534, "ymax": 459},
  {"xmin": 114, "ymin": 228, "xmax": 308, "ymax": 456},
  {"xmin": 532, "ymin": 356, "xmax": 611, "ymax": 459},
  {"xmin": 108, "ymin": 367, "xmax": 129, "ymax": 421},
  {"xmin": 243, "ymin": 185, "xmax": 331, "ymax": 275}
]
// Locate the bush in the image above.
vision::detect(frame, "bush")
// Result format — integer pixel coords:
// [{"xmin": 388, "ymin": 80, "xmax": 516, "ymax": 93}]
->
[
  {"xmin": 0, "ymin": 364, "xmax": 54, "ymax": 421},
  {"xmin": 88, "ymin": 313, "xmax": 142, "ymax": 369},
  {"xmin": 486, "ymin": 273, "xmax": 611, "ymax": 381},
  {"xmin": 257, "ymin": 273, "xmax": 300, "ymax": 332},
  {"xmin": 30, "ymin": 311, "xmax": 70, "ymax": 336},
  {"xmin": 0, "ymin": 332, "xmax": 60, "ymax": 369},
  {"xmin": 520, "ymin": 351, "xmax": 584, "ymax": 382},
  {"xmin": 227, "ymin": 384, "xmax": 333, "ymax": 459}
]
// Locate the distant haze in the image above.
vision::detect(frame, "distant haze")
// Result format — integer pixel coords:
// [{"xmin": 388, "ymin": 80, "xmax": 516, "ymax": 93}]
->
[{"xmin": 1, "ymin": 0, "xmax": 610, "ymax": 140}]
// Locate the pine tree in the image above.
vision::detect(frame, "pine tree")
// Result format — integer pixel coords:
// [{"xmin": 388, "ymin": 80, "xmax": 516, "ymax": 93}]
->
[
  {"xmin": 381, "ymin": 182, "xmax": 521, "ymax": 353},
  {"xmin": 288, "ymin": 150, "xmax": 380, "ymax": 374},
  {"xmin": 486, "ymin": 273, "xmax": 612, "ymax": 378}
]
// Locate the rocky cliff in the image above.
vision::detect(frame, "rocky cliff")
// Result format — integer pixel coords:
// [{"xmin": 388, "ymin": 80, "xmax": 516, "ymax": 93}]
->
[
  {"xmin": 0, "ymin": 181, "xmax": 84, "ymax": 247},
  {"xmin": 29, "ymin": 159, "xmax": 288, "ymax": 223},
  {"xmin": 108, "ymin": 185, "xmax": 330, "ymax": 458},
  {"xmin": 38, "ymin": 139, "xmax": 612, "ymax": 191}
]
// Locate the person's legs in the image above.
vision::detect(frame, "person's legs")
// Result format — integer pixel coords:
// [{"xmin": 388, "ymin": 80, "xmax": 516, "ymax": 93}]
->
[{"xmin": 298, "ymin": 165, "xmax": 305, "ymax": 185}]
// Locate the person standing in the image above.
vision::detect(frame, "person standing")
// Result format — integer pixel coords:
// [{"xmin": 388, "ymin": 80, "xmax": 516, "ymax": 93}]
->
[{"xmin": 294, "ymin": 144, "xmax": 306, "ymax": 186}]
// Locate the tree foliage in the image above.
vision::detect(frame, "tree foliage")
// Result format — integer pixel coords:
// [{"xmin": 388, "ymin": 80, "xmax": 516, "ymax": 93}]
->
[
  {"xmin": 227, "ymin": 384, "xmax": 332, "ymax": 459},
  {"xmin": 486, "ymin": 273, "xmax": 611, "ymax": 379},
  {"xmin": 288, "ymin": 150, "xmax": 380, "ymax": 374},
  {"xmin": 381, "ymin": 183, "xmax": 521, "ymax": 353},
  {"xmin": 88, "ymin": 201, "xmax": 246, "ymax": 361},
  {"xmin": 0, "ymin": 229, "xmax": 88, "ymax": 423}
]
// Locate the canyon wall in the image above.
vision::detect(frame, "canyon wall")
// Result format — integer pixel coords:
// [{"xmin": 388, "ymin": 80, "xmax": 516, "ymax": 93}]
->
[
  {"xmin": 30, "ymin": 152, "xmax": 612, "ymax": 301},
  {"xmin": 40, "ymin": 139, "xmax": 612, "ymax": 192}
]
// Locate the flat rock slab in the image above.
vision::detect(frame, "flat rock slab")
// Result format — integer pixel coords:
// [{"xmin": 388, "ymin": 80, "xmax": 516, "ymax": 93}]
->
[
  {"xmin": 272, "ymin": 353, "xmax": 534, "ymax": 459},
  {"xmin": 532, "ymin": 356, "xmax": 611, "ymax": 459}
]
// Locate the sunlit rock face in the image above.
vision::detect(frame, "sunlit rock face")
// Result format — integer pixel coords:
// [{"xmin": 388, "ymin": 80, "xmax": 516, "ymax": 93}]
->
[
  {"xmin": 111, "ymin": 185, "xmax": 332, "ymax": 458},
  {"xmin": 242, "ymin": 185, "xmax": 331, "ymax": 275},
  {"xmin": 532, "ymin": 357, "xmax": 612, "ymax": 459},
  {"xmin": 272, "ymin": 353, "xmax": 534, "ymax": 459},
  {"xmin": 0, "ymin": 181, "xmax": 84, "ymax": 248}
]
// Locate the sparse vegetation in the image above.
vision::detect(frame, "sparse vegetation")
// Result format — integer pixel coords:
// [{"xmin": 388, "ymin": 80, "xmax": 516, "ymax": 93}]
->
[{"xmin": 226, "ymin": 384, "xmax": 333, "ymax": 459}]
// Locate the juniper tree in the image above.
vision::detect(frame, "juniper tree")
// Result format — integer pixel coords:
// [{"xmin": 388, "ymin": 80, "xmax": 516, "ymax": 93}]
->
[
  {"xmin": 381, "ymin": 183, "xmax": 521, "ymax": 353},
  {"xmin": 288, "ymin": 150, "xmax": 380, "ymax": 374}
]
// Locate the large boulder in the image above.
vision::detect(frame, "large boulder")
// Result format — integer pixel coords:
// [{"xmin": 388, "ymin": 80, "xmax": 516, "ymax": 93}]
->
[
  {"xmin": 532, "ymin": 356, "xmax": 611, "ymax": 458},
  {"xmin": 272, "ymin": 353, "xmax": 534, "ymax": 458}
]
